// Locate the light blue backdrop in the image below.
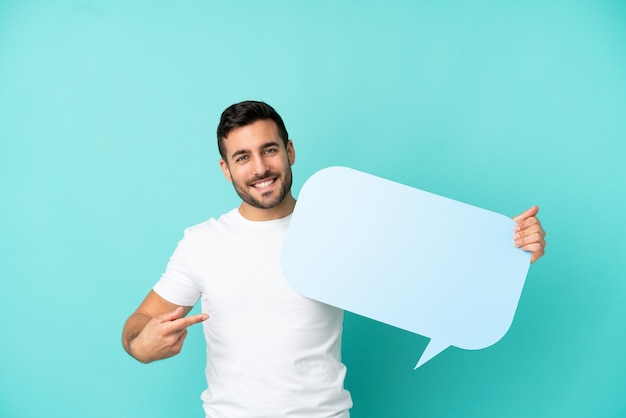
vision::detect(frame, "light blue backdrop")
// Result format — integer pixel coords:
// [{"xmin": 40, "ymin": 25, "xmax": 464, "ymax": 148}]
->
[{"xmin": 1, "ymin": 1, "xmax": 624, "ymax": 417}]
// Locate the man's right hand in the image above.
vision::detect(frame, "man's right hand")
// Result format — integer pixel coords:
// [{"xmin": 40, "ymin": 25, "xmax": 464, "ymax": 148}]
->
[{"xmin": 126, "ymin": 306, "xmax": 208, "ymax": 363}]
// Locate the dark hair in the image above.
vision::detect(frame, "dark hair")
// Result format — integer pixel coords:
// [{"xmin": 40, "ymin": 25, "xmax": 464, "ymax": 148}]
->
[{"xmin": 216, "ymin": 100, "xmax": 289, "ymax": 159}]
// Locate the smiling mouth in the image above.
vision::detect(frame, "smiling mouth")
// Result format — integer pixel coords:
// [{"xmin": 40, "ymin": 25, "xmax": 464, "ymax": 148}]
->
[{"xmin": 251, "ymin": 178, "xmax": 276, "ymax": 189}]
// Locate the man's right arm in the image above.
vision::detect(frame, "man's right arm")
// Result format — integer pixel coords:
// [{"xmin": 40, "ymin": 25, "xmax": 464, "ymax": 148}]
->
[{"xmin": 122, "ymin": 290, "xmax": 208, "ymax": 363}]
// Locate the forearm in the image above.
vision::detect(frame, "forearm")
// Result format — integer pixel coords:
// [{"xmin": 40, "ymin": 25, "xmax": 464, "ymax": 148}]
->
[{"xmin": 122, "ymin": 311, "xmax": 152, "ymax": 361}]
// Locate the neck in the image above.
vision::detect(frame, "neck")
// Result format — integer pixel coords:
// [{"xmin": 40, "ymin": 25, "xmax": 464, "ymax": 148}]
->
[{"xmin": 238, "ymin": 193, "xmax": 296, "ymax": 221}]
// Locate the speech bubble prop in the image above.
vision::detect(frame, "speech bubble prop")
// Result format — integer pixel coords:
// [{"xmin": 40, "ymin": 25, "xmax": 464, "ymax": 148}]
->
[{"xmin": 281, "ymin": 166, "xmax": 531, "ymax": 369}]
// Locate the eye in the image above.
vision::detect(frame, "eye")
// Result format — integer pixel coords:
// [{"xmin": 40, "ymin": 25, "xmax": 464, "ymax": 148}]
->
[
  {"xmin": 235, "ymin": 154, "xmax": 249, "ymax": 163},
  {"xmin": 264, "ymin": 147, "xmax": 278, "ymax": 154}
]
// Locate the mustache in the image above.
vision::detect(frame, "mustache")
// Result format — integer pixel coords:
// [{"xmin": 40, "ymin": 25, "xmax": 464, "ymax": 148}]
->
[{"xmin": 248, "ymin": 171, "xmax": 279, "ymax": 183}]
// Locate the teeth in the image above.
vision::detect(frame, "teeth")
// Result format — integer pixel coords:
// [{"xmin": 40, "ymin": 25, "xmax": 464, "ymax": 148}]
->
[{"xmin": 253, "ymin": 179, "xmax": 274, "ymax": 188}]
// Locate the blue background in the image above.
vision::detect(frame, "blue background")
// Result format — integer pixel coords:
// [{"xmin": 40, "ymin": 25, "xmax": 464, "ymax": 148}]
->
[{"xmin": 1, "ymin": 1, "xmax": 625, "ymax": 417}]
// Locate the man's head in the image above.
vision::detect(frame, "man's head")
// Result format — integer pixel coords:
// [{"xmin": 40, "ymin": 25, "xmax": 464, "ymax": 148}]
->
[
  {"xmin": 217, "ymin": 101, "xmax": 289, "ymax": 160},
  {"xmin": 217, "ymin": 101, "xmax": 296, "ymax": 221}
]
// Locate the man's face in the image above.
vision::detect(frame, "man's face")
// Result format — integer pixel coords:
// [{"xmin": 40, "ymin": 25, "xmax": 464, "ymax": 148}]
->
[{"xmin": 219, "ymin": 119, "xmax": 295, "ymax": 215}]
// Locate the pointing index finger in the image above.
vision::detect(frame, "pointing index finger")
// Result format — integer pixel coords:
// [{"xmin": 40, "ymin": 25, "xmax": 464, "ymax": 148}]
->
[{"xmin": 177, "ymin": 313, "xmax": 209, "ymax": 329}]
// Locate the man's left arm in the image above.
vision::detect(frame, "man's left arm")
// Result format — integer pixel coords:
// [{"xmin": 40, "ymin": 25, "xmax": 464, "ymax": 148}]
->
[{"xmin": 512, "ymin": 205, "xmax": 547, "ymax": 263}]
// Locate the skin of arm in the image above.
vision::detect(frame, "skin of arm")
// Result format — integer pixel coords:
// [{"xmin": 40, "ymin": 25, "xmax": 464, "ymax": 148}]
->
[{"xmin": 122, "ymin": 290, "xmax": 208, "ymax": 363}]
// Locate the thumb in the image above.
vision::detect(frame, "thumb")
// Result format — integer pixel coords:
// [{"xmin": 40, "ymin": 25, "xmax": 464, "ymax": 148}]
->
[{"xmin": 513, "ymin": 205, "xmax": 539, "ymax": 223}]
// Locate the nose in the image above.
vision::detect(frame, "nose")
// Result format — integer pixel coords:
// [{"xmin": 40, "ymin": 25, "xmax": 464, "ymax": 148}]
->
[{"xmin": 252, "ymin": 154, "xmax": 269, "ymax": 176}]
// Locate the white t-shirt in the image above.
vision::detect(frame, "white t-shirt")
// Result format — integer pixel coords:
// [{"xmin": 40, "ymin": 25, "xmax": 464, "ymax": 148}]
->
[{"xmin": 154, "ymin": 208, "xmax": 352, "ymax": 418}]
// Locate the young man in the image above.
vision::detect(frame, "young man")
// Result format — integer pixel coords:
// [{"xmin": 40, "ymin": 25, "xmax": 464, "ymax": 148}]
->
[{"xmin": 122, "ymin": 101, "xmax": 547, "ymax": 418}]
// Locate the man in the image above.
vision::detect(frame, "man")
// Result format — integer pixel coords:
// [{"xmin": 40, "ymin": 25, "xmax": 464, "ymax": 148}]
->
[{"xmin": 122, "ymin": 101, "xmax": 547, "ymax": 418}]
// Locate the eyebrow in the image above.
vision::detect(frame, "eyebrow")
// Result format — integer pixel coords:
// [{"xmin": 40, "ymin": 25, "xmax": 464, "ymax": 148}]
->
[{"xmin": 229, "ymin": 141, "xmax": 282, "ymax": 160}]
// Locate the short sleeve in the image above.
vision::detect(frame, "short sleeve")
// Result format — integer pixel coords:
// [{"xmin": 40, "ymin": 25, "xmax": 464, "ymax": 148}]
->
[{"xmin": 153, "ymin": 228, "xmax": 202, "ymax": 307}]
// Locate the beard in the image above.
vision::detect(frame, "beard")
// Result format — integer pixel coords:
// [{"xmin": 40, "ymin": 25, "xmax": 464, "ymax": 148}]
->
[{"xmin": 230, "ymin": 166, "xmax": 293, "ymax": 210}]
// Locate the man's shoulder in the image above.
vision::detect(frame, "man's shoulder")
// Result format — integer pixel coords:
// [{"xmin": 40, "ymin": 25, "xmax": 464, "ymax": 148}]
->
[{"xmin": 183, "ymin": 208, "xmax": 240, "ymax": 236}]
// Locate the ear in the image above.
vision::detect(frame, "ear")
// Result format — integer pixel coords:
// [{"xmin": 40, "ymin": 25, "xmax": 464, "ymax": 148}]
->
[
  {"xmin": 287, "ymin": 140, "xmax": 296, "ymax": 166},
  {"xmin": 219, "ymin": 158, "xmax": 232, "ymax": 182}
]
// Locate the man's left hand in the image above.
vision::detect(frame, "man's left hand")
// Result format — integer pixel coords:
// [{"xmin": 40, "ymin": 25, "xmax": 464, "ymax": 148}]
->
[{"xmin": 513, "ymin": 205, "xmax": 547, "ymax": 263}]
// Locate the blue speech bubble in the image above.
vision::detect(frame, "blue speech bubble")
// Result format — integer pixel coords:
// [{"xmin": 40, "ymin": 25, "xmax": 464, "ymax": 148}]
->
[{"xmin": 281, "ymin": 166, "xmax": 531, "ymax": 368}]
